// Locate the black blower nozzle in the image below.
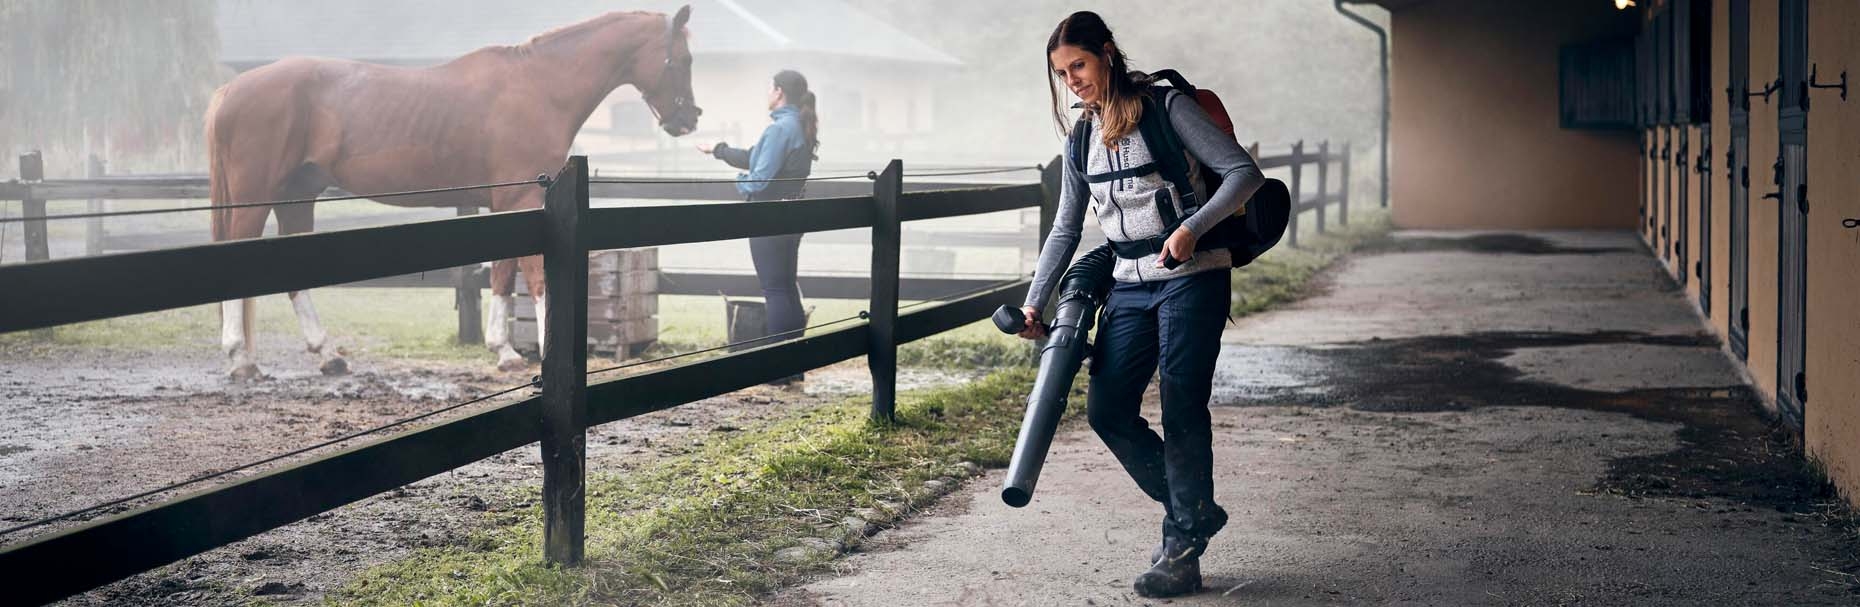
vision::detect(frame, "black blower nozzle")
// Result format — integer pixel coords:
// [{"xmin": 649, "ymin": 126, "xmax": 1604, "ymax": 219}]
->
[{"xmin": 996, "ymin": 243, "xmax": 1116, "ymax": 507}]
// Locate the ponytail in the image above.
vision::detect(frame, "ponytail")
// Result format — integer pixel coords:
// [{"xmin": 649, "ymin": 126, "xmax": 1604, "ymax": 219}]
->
[
  {"xmin": 773, "ymin": 70, "xmax": 820, "ymax": 158},
  {"xmin": 796, "ymin": 90, "xmax": 819, "ymax": 158}
]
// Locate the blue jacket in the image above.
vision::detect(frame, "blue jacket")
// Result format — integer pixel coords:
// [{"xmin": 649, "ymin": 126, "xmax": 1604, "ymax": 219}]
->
[{"xmin": 713, "ymin": 105, "xmax": 813, "ymax": 199}]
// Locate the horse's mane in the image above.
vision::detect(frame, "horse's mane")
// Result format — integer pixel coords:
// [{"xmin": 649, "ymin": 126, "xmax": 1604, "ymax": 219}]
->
[
  {"xmin": 436, "ymin": 11, "xmax": 662, "ymax": 66},
  {"xmin": 518, "ymin": 11, "xmax": 663, "ymax": 53}
]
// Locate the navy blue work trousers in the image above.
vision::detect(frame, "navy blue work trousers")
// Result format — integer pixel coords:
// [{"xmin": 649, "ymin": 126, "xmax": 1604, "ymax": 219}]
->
[
  {"xmin": 749, "ymin": 234, "xmax": 805, "ymax": 340},
  {"xmin": 1086, "ymin": 269, "xmax": 1230, "ymax": 550}
]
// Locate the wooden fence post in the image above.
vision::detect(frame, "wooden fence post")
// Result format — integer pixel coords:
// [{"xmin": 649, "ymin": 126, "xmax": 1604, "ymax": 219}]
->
[
  {"xmin": 21, "ymin": 152, "xmax": 51, "ymax": 340},
  {"xmin": 20, "ymin": 152, "xmax": 47, "ymax": 264},
  {"xmin": 1288, "ymin": 141, "xmax": 1304, "ymax": 249},
  {"xmin": 869, "ymin": 159, "xmax": 903, "ymax": 423},
  {"xmin": 456, "ymin": 206, "xmax": 484, "ymax": 345},
  {"xmin": 540, "ymin": 156, "xmax": 589, "ymax": 566},
  {"xmin": 1038, "ymin": 156, "xmax": 1061, "ymax": 263},
  {"xmin": 87, "ymin": 155, "xmax": 105, "ymax": 256},
  {"xmin": 1316, "ymin": 140, "xmax": 1330, "ymax": 237},
  {"xmin": 1340, "ymin": 142, "xmax": 1352, "ymax": 227}
]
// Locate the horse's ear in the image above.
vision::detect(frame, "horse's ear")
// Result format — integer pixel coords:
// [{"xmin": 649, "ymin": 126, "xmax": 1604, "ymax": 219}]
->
[{"xmin": 672, "ymin": 5, "xmax": 691, "ymax": 32}]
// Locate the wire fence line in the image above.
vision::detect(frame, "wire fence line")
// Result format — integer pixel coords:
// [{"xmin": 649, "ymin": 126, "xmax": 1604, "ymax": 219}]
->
[
  {"xmin": 0, "ymin": 178, "xmax": 547, "ymax": 225},
  {"xmin": 2, "ymin": 165, "xmax": 1044, "ymax": 227}
]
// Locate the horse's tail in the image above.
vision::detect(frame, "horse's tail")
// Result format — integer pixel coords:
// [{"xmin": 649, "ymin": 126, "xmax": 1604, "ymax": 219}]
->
[{"xmin": 206, "ymin": 86, "xmax": 234, "ymax": 242}]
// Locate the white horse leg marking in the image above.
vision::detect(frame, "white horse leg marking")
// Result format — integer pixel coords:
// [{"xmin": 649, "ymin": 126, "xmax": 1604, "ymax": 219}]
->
[
  {"xmin": 221, "ymin": 298, "xmax": 259, "ymax": 380},
  {"xmin": 221, "ymin": 299, "xmax": 244, "ymax": 357},
  {"xmin": 290, "ymin": 290, "xmax": 348, "ymax": 375},
  {"xmin": 534, "ymin": 294, "xmax": 549, "ymax": 355},
  {"xmin": 486, "ymin": 293, "xmax": 513, "ymax": 348},
  {"xmin": 289, "ymin": 290, "xmax": 328, "ymax": 353},
  {"xmin": 488, "ymin": 294, "xmax": 524, "ymax": 371}
]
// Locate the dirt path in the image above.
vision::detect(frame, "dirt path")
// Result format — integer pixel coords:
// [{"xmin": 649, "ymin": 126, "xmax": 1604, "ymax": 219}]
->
[{"xmin": 776, "ymin": 232, "xmax": 1860, "ymax": 606}]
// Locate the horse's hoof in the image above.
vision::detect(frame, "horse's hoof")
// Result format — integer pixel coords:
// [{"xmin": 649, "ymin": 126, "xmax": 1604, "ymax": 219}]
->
[
  {"xmin": 320, "ymin": 356, "xmax": 350, "ymax": 376},
  {"xmin": 227, "ymin": 363, "xmax": 262, "ymax": 382},
  {"xmin": 497, "ymin": 356, "xmax": 527, "ymax": 372}
]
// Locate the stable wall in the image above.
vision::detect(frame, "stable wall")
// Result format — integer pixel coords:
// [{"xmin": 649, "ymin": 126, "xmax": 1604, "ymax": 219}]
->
[
  {"xmin": 1802, "ymin": 0, "xmax": 1860, "ymax": 508},
  {"xmin": 1746, "ymin": 0, "xmax": 1779, "ymax": 403},
  {"xmin": 1388, "ymin": 0, "xmax": 1639, "ymax": 229},
  {"xmin": 1708, "ymin": 0, "xmax": 1732, "ymax": 341}
]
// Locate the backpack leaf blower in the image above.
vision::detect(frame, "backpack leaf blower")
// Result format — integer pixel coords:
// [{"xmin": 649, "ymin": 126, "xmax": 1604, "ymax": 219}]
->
[{"xmin": 994, "ymin": 243, "xmax": 1116, "ymax": 507}]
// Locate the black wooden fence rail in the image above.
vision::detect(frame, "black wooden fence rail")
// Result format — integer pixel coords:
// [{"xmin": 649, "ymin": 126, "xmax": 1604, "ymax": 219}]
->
[
  {"xmin": 1, "ymin": 143, "xmax": 1353, "ymax": 340},
  {"xmin": 0, "ymin": 139, "xmax": 1355, "ymax": 604},
  {"xmin": 0, "ymin": 153, "xmax": 1039, "ymax": 345},
  {"xmin": 0, "ymin": 155, "xmax": 1058, "ymax": 605}
]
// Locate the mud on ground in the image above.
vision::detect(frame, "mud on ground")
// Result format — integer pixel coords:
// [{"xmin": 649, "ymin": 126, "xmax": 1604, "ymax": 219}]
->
[{"xmin": 1, "ymin": 334, "xmax": 984, "ymax": 606}]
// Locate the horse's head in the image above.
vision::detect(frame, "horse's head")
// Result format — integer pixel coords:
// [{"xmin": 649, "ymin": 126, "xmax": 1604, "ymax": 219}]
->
[{"xmin": 638, "ymin": 5, "xmax": 701, "ymax": 137}]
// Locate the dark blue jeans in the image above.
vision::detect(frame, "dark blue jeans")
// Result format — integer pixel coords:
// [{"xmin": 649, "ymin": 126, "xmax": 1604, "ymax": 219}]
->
[
  {"xmin": 749, "ymin": 234, "xmax": 805, "ymax": 341},
  {"xmin": 1086, "ymin": 269, "xmax": 1230, "ymax": 551}
]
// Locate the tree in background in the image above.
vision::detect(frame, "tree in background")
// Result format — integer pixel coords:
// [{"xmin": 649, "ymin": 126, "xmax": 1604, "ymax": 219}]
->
[{"xmin": 0, "ymin": 0, "xmax": 223, "ymax": 176}]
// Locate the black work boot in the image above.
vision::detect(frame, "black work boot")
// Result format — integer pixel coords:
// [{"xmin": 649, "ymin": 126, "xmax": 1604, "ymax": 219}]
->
[
  {"xmin": 1153, "ymin": 505, "xmax": 1225, "ymax": 565},
  {"xmin": 1134, "ymin": 539, "xmax": 1203, "ymax": 598}
]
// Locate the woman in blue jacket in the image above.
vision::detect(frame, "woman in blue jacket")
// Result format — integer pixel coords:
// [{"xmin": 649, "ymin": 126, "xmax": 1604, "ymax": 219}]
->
[{"xmin": 698, "ymin": 70, "xmax": 818, "ymax": 383}]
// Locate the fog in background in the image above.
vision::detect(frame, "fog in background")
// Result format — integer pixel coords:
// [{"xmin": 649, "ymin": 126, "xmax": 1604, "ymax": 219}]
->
[
  {"xmin": 859, "ymin": 0, "xmax": 1388, "ymax": 170},
  {"xmin": 1, "ymin": 0, "xmax": 1386, "ymax": 196},
  {"xmin": 0, "ymin": 0, "xmax": 223, "ymax": 176}
]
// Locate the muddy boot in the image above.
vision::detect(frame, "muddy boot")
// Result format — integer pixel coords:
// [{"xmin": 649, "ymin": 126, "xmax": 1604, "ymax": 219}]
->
[
  {"xmin": 1134, "ymin": 539, "xmax": 1203, "ymax": 598},
  {"xmin": 1154, "ymin": 506, "xmax": 1224, "ymax": 565}
]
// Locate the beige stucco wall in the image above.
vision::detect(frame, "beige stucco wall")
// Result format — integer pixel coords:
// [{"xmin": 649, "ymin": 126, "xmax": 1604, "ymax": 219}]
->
[
  {"xmin": 1803, "ymin": 0, "xmax": 1860, "ymax": 508},
  {"xmin": 1688, "ymin": 123, "xmax": 1704, "ymax": 300},
  {"xmin": 1746, "ymin": 0, "xmax": 1780, "ymax": 402},
  {"xmin": 1681, "ymin": 0, "xmax": 1860, "ymax": 510},
  {"xmin": 1707, "ymin": 0, "xmax": 1732, "ymax": 339},
  {"xmin": 1389, "ymin": 0, "xmax": 1639, "ymax": 229}
]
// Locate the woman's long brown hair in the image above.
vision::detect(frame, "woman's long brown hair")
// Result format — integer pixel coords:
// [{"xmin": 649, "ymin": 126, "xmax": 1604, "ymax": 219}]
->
[{"xmin": 1046, "ymin": 11, "xmax": 1147, "ymax": 149}]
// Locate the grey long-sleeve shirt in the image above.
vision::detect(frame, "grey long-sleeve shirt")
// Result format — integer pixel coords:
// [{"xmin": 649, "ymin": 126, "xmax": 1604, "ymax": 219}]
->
[{"xmin": 1023, "ymin": 89, "xmax": 1265, "ymax": 311}]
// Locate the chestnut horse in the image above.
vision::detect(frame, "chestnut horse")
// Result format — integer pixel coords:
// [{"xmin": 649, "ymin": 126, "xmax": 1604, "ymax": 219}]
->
[{"xmin": 206, "ymin": 7, "xmax": 700, "ymax": 379}]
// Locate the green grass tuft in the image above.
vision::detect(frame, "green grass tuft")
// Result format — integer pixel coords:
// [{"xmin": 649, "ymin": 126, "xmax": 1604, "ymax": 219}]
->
[{"xmin": 333, "ymin": 367, "xmax": 1082, "ymax": 606}]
